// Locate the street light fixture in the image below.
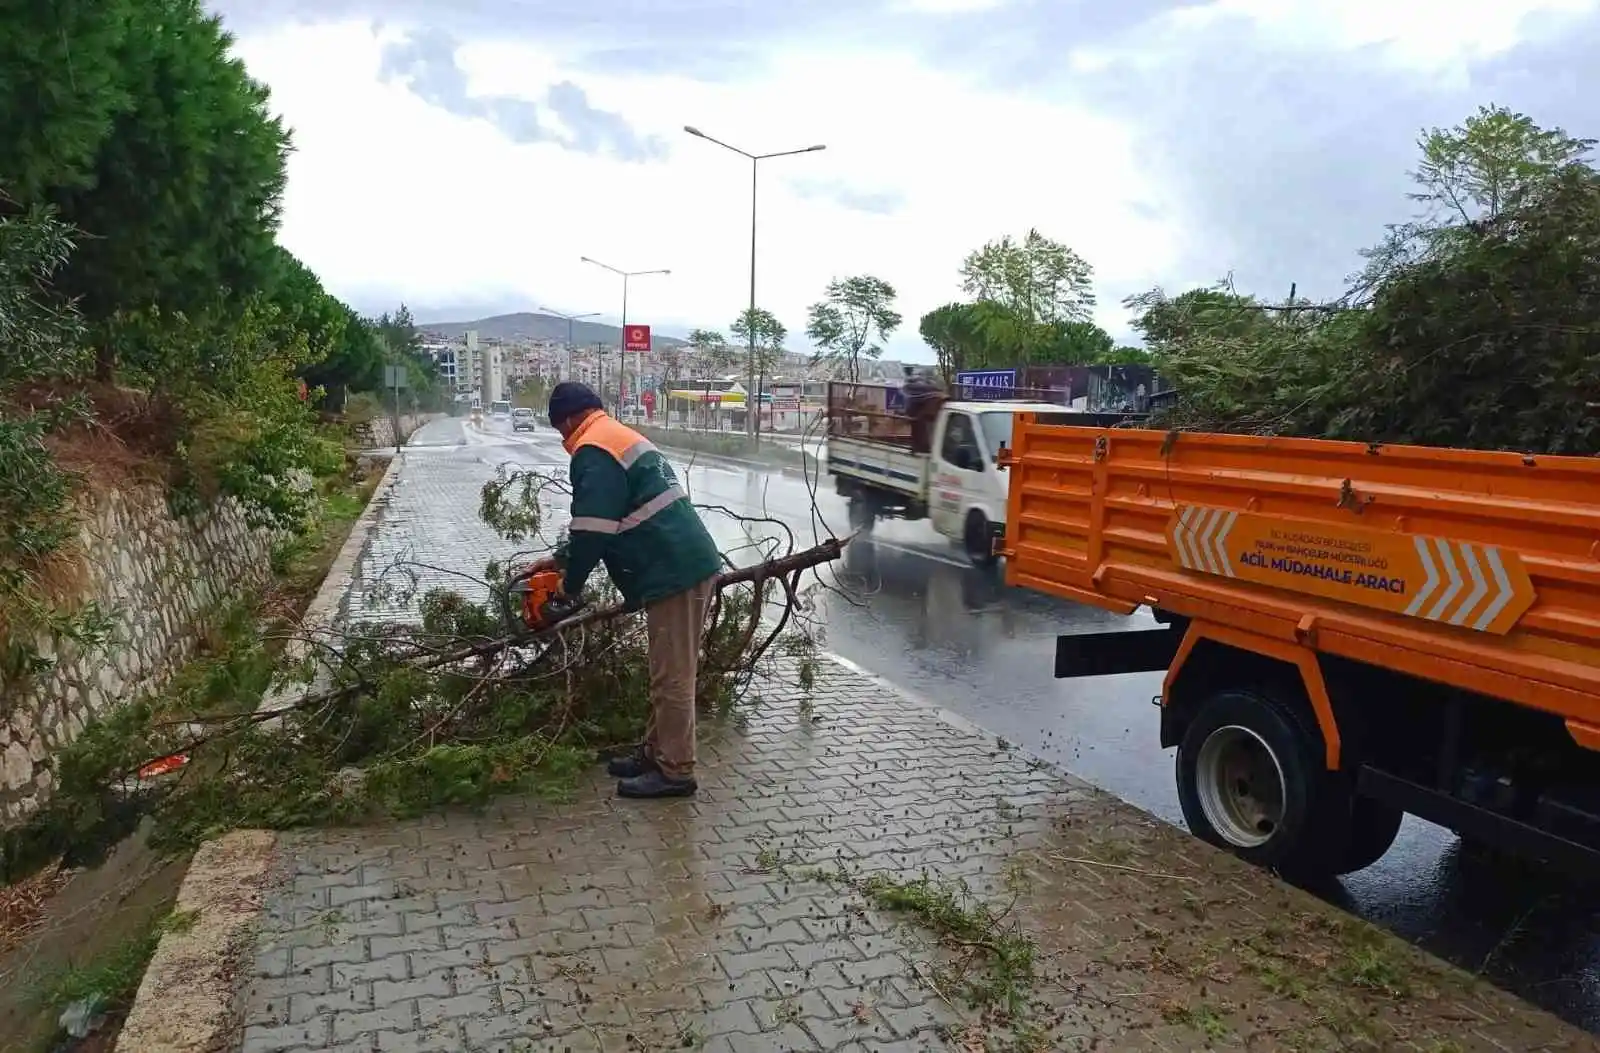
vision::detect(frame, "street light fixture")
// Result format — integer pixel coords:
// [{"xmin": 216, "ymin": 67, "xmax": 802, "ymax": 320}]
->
[
  {"xmin": 580, "ymin": 257, "xmax": 670, "ymax": 419},
  {"xmin": 684, "ymin": 125, "xmax": 825, "ymax": 447},
  {"xmin": 539, "ymin": 306, "xmax": 601, "ymax": 383}
]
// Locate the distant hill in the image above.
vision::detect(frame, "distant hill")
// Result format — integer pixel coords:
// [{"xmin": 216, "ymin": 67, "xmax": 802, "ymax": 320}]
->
[{"xmin": 419, "ymin": 312, "xmax": 687, "ymax": 348}]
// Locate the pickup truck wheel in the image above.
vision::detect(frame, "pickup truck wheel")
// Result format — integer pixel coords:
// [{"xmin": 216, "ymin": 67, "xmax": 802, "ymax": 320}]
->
[
  {"xmin": 848, "ymin": 497, "xmax": 876, "ymax": 534},
  {"xmin": 964, "ymin": 511, "xmax": 999, "ymax": 568},
  {"xmin": 1176, "ymin": 688, "xmax": 1349, "ymax": 877}
]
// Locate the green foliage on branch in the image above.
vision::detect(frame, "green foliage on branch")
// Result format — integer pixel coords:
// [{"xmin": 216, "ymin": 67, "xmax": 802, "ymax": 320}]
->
[
  {"xmin": 806, "ymin": 275, "xmax": 901, "ymax": 382},
  {"xmin": 961, "ymin": 228, "xmax": 1095, "ymax": 325},
  {"xmin": 687, "ymin": 328, "xmax": 736, "ymax": 378},
  {"xmin": 1410, "ymin": 103, "xmax": 1594, "ymax": 227},
  {"xmin": 731, "ymin": 306, "xmax": 787, "ymax": 390},
  {"xmin": 1, "ymin": 0, "xmax": 290, "ymax": 369},
  {"xmin": 1139, "ymin": 104, "xmax": 1600, "ymax": 455},
  {"xmin": 1, "ymin": 454, "xmax": 822, "ymax": 880},
  {"xmin": 917, "ymin": 300, "xmax": 1128, "ymax": 380},
  {"xmin": 0, "ymin": 0, "xmax": 397, "ymax": 691},
  {"xmin": 918, "ymin": 231, "xmax": 1126, "ymax": 379},
  {"xmin": 0, "ymin": 209, "xmax": 100, "ymax": 686},
  {"xmin": 0, "ymin": 208, "xmax": 86, "ymax": 571}
]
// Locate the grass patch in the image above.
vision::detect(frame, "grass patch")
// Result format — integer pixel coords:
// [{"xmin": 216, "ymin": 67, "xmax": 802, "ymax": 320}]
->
[
  {"xmin": 28, "ymin": 907, "xmax": 196, "ymax": 1049},
  {"xmin": 1225, "ymin": 909, "xmax": 1427, "ymax": 1048},
  {"xmin": 792, "ymin": 863, "xmax": 1037, "ymax": 1033},
  {"xmin": 1162, "ymin": 999, "xmax": 1231, "ymax": 1042},
  {"xmin": 268, "ymin": 458, "xmax": 385, "ymax": 619},
  {"xmin": 1333, "ymin": 935, "xmax": 1411, "ymax": 998}
]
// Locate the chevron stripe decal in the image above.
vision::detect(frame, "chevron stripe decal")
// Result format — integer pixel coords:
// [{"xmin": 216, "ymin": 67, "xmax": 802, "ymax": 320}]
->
[{"xmin": 1166, "ymin": 505, "xmax": 1536, "ymax": 635}]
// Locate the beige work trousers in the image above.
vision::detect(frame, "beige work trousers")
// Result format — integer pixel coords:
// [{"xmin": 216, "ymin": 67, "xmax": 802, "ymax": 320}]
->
[{"xmin": 642, "ymin": 577, "xmax": 715, "ymax": 780}]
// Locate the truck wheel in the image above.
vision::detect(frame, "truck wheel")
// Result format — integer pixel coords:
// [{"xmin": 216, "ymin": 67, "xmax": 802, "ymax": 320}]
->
[
  {"xmin": 964, "ymin": 511, "xmax": 999, "ymax": 569},
  {"xmin": 848, "ymin": 496, "xmax": 876, "ymax": 535},
  {"xmin": 1176, "ymin": 688, "xmax": 1348, "ymax": 877},
  {"xmin": 1333, "ymin": 798, "xmax": 1404, "ymax": 875}
]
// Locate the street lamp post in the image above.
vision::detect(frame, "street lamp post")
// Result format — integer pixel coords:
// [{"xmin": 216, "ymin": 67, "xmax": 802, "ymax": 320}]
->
[
  {"xmin": 539, "ymin": 307, "xmax": 600, "ymax": 383},
  {"xmin": 684, "ymin": 125, "xmax": 824, "ymax": 447},
  {"xmin": 580, "ymin": 257, "xmax": 669, "ymax": 419}
]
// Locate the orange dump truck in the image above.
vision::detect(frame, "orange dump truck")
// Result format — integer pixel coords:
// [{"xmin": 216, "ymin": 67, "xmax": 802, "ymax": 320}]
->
[{"xmin": 999, "ymin": 416, "xmax": 1600, "ymax": 878}]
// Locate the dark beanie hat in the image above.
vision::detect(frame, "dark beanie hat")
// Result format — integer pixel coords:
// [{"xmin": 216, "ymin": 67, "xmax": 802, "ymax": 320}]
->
[{"xmin": 547, "ymin": 382, "xmax": 604, "ymax": 427}]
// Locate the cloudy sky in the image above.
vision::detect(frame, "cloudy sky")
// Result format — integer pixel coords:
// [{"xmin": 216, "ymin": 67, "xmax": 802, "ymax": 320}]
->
[{"xmin": 212, "ymin": 0, "xmax": 1600, "ymax": 360}]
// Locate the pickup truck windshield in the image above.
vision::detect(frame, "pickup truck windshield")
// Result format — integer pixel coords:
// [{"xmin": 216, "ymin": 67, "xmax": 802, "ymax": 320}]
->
[{"xmin": 978, "ymin": 411, "xmax": 1013, "ymax": 462}]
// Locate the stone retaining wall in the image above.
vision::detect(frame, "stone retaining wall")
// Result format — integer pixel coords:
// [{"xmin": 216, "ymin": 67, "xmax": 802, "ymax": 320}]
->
[
  {"xmin": 0, "ymin": 486, "xmax": 277, "ymax": 826},
  {"xmin": 351, "ymin": 412, "xmax": 443, "ymax": 449}
]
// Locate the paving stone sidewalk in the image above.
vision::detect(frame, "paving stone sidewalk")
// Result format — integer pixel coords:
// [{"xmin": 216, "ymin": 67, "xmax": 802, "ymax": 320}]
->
[{"xmin": 235, "ymin": 658, "xmax": 1598, "ymax": 1053}]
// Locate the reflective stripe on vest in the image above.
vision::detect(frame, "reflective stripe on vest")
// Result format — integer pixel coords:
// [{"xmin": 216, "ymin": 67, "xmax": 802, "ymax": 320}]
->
[{"xmin": 564, "ymin": 413, "xmax": 684, "ymax": 535}]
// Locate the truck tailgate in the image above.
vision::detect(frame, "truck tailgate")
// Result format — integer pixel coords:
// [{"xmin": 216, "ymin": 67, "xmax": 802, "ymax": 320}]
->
[
  {"xmin": 828, "ymin": 436, "xmax": 928, "ymax": 497},
  {"xmin": 1000, "ymin": 419, "xmax": 1600, "ymax": 733}
]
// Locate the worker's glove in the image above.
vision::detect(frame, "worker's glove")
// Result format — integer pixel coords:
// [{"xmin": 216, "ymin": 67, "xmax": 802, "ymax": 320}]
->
[{"xmin": 537, "ymin": 593, "xmax": 585, "ymax": 626}]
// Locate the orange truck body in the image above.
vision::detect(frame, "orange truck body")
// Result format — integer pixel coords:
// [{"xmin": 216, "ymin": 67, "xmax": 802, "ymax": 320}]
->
[{"xmin": 999, "ymin": 419, "xmax": 1600, "ymax": 767}]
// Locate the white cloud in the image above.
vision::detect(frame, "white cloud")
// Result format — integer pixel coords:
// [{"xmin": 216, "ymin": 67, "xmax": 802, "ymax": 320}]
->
[
  {"xmin": 1174, "ymin": 0, "xmax": 1598, "ymax": 73},
  {"xmin": 886, "ymin": 0, "xmax": 1012, "ymax": 12},
  {"xmin": 234, "ymin": 19, "xmax": 1181, "ymax": 356}
]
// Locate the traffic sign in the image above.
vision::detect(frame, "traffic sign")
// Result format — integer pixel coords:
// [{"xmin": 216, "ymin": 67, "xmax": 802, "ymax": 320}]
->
[{"xmin": 624, "ymin": 325, "xmax": 651, "ymax": 352}]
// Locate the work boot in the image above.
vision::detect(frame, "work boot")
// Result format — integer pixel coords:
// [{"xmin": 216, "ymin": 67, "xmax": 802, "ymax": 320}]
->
[
  {"xmin": 617, "ymin": 770, "xmax": 697, "ymax": 799},
  {"xmin": 606, "ymin": 747, "xmax": 657, "ymax": 779}
]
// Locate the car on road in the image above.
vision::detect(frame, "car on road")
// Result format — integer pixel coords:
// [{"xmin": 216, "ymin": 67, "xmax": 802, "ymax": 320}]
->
[
  {"xmin": 511, "ymin": 407, "xmax": 537, "ymax": 432},
  {"xmin": 490, "ymin": 400, "xmax": 512, "ymax": 419}
]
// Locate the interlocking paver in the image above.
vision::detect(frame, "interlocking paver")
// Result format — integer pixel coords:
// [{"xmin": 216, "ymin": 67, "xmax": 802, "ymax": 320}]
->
[{"xmin": 228, "ymin": 422, "xmax": 1600, "ymax": 1052}]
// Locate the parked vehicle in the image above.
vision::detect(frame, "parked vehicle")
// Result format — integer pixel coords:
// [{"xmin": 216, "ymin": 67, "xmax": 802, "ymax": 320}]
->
[
  {"xmin": 511, "ymin": 407, "xmax": 537, "ymax": 432},
  {"xmin": 823, "ymin": 381, "xmax": 1139, "ymax": 566},
  {"xmin": 1000, "ymin": 416, "xmax": 1600, "ymax": 878}
]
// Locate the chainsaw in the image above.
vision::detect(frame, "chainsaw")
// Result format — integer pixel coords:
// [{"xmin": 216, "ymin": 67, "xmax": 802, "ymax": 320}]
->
[{"xmin": 502, "ymin": 566, "xmax": 585, "ymax": 635}]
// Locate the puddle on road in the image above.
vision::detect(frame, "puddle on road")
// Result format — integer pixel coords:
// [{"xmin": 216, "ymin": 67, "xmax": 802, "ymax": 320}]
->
[{"xmin": 0, "ymin": 823, "xmax": 188, "ymax": 1053}]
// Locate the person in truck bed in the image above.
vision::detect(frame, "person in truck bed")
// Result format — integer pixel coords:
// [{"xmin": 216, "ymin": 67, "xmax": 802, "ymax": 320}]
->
[{"xmin": 901, "ymin": 365, "xmax": 945, "ymax": 454}]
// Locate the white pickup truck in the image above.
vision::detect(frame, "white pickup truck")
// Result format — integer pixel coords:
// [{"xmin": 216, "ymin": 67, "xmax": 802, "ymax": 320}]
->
[
  {"xmin": 824, "ymin": 381, "xmax": 1043, "ymax": 565},
  {"xmin": 826, "ymin": 381, "xmax": 1143, "ymax": 565}
]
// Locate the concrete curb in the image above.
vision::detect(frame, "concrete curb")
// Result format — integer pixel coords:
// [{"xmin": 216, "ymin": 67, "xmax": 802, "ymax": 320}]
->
[
  {"xmin": 301, "ymin": 453, "xmax": 405, "ymax": 638},
  {"xmin": 253, "ymin": 452, "xmax": 404, "ymax": 719},
  {"xmin": 114, "ymin": 830, "xmax": 279, "ymax": 1053}
]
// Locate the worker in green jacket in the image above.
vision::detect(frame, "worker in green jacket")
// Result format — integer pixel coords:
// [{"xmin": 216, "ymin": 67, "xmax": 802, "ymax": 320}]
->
[{"xmin": 535, "ymin": 382, "xmax": 723, "ymax": 799}]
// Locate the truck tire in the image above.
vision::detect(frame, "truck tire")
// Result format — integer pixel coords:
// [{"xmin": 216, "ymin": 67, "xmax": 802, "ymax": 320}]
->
[
  {"xmin": 848, "ymin": 496, "xmax": 876, "ymax": 535},
  {"xmin": 1333, "ymin": 798, "xmax": 1404, "ymax": 875},
  {"xmin": 964, "ymin": 511, "xmax": 999, "ymax": 569},
  {"xmin": 1176, "ymin": 687, "xmax": 1351, "ymax": 877}
]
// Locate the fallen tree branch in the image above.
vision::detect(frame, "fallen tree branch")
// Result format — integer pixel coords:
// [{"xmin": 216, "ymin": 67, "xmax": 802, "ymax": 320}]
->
[
  {"xmin": 1, "ymin": 460, "xmax": 850, "ymax": 882},
  {"xmin": 117, "ymin": 534, "xmax": 853, "ymax": 783}
]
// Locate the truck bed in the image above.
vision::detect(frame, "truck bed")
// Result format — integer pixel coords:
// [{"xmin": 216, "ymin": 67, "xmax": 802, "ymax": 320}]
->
[
  {"xmin": 827, "ymin": 435, "xmax": 928, "ymax": 498},
  {"xmin": 999, "ymin": 419, "xmax": 1600, "ymax": 746}
]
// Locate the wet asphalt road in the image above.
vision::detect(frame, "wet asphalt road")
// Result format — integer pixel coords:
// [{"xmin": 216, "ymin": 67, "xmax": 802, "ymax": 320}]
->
[{"xmin": 452, "ymin": 418, "xmax": 1600, "ymax": 1033}]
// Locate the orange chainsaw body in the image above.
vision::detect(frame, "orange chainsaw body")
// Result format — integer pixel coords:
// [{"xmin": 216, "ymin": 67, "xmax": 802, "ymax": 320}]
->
[{"xmin": 517, "ymin": 569, "xmax": 566, "ymax": 630}]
